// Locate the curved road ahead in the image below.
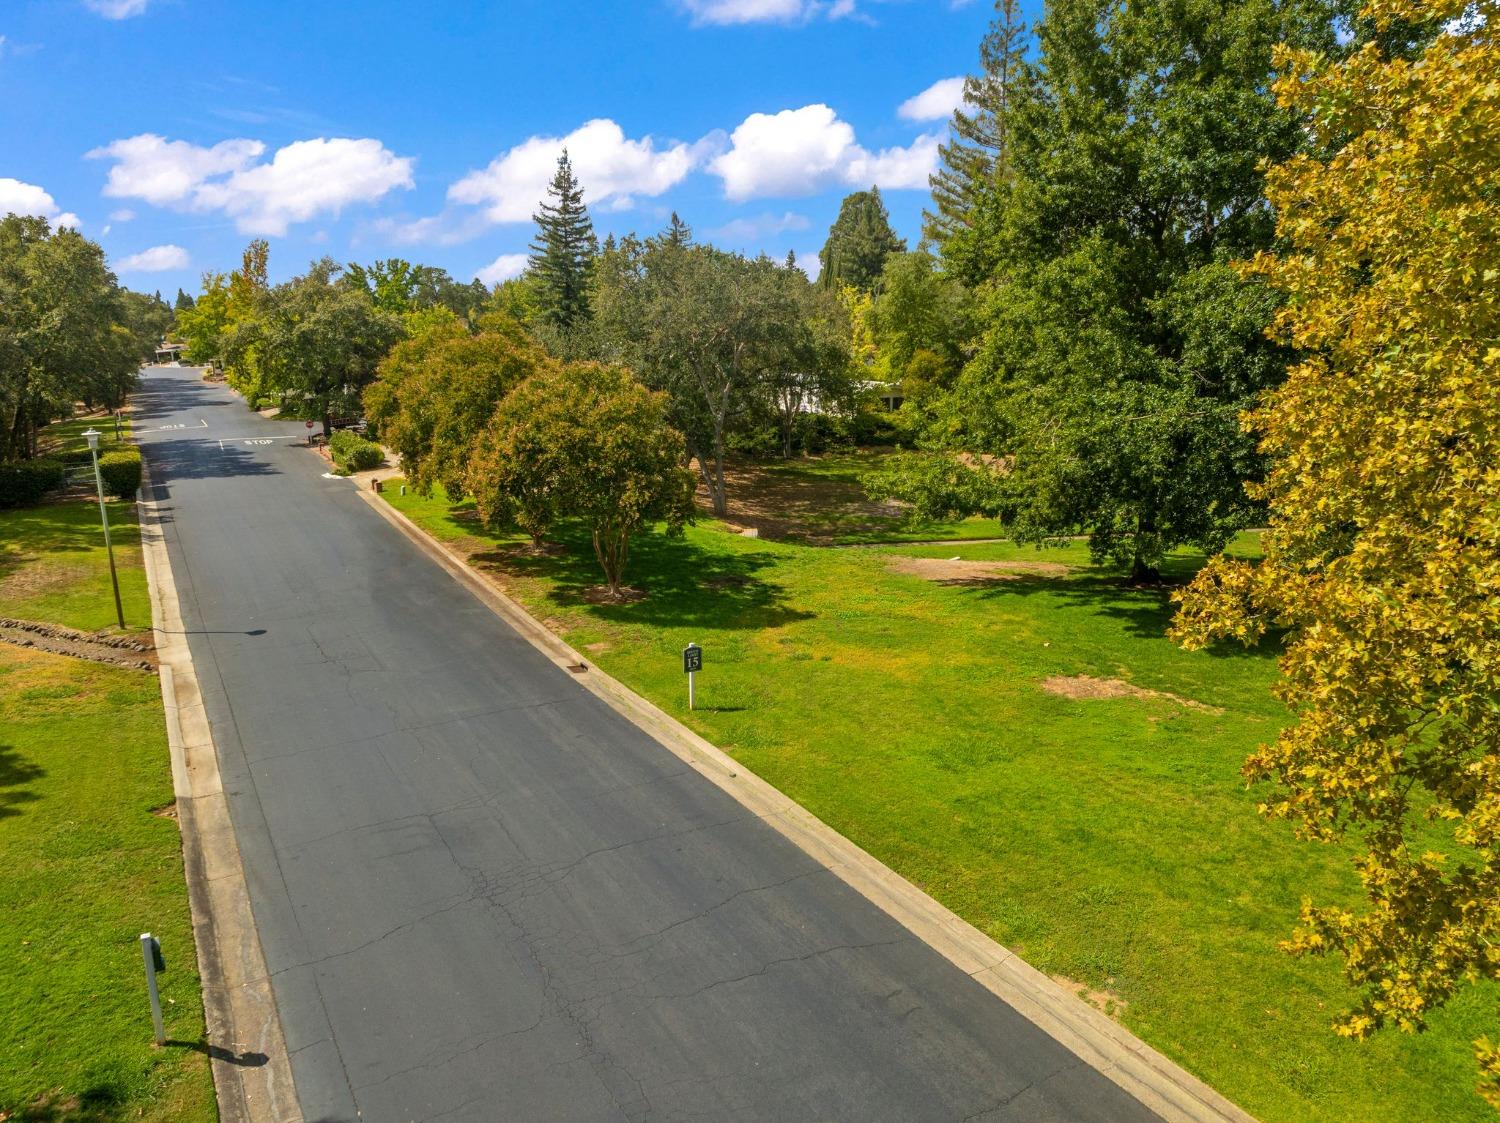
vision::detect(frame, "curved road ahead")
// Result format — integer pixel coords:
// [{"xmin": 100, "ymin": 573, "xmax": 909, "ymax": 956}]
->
[{"xmin": 135, "ymin": 365, "xmax": 1159, "ymax": 1122}]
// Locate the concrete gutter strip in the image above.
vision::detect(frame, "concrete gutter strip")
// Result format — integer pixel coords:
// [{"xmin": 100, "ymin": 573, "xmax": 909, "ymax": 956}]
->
[
  {"xmin": 139, "ymin": 458, "xmax": 302, "ymax": 1123},
  {"xmin": 357, "ymin": 484, "xmax": 1257, "ymax": 1123}
]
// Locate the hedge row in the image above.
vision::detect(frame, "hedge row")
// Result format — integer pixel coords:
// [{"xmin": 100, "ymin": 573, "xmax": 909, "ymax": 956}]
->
[
  {"xmin": 329, "ymin": 430, "xmax": 383, "ymax": 473},
  {"xmin": 0, "ymin": 459, "xmax": 65, "ymax": 508},
  {"xmin": 98, "ymin": 447, "xmax": 142, "ymax": 500}
]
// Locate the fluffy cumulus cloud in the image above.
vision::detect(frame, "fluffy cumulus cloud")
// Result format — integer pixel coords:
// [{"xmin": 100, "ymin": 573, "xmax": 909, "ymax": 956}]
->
[
  {"xmin": 899, "ymin": 76, "xmax": 967, "ymax": 121},
  {"xmin": 709, "ymin": 211, "xmax": 810, "ymax": 244},
  {"xmin": 84, "ymin": 0, "xmax": 151, "ymax": 17},
  {"xmin": 475, "ymin": 253, "xmax": 529, "ymax": 285},
  {"xmin": 449, "ymin": 119, "xmax": 697, "ymax": 225},
  {"xmin": 116, "ymin": 244, "xmax": 189, "ymax": 272},
  {"xmin": 709, "ymin": 104, "xmax": 939, "ymax": 200},
  {"xmin": 89, "ymin": 133, "xmax": 415, "ymax": 236},
  {"xmin": 0, "ymin": 177, "xmax": 81, "ymax": 229}
]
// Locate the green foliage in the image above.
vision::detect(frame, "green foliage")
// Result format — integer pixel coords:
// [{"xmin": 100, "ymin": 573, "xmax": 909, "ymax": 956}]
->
[
  {"xmin": 328, "ymin": 430, "xmax": 383, "ymax": 472},
  {"xmin": 0, "ymin": 216, "xmax": 145, "ymax": 460},
  {"xmin": 175, "ymin": 271, "xmax": 231, "ymax": 367},
  {"xmin": 926, "ymin": 0, "xmax": 1029, "ymax": 277},
  {"xmin": 467, "ymin": 363, "xmax": 695, "ymax": 594},
  {"xmin": 95, "ymin": 447, "xmax": 141, "ymax": 500},
  {"xmin": 528, "ymin": 151, "xmax": 598, "ymax": 331},
  {"xmin": 1173, "ymin": 0, "xmax": 1500, "ymax": 1104},
  {"xmin": 867, "ymin": 250, "xmax": 975, "ymax": 405},
  {"xmin": 0, "ymin": 458, "xmax": 64, "ymax": 508},
  {"xmin": 363, "ymin": 313, "xmax": 552, "ymax": 499},
  {"xmin": 914, "ymin": 0, "xmax": 1332, "ymax": 579},
  {"xmin": 817, "ymin": 188, "xmax": 905, "ymax": 293},
  {"xmin": 115, "ymin": 289, "xmax": 175, "ymax": 361}
]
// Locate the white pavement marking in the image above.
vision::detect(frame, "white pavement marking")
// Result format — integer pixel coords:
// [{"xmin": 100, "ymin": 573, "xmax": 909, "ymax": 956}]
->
[{"xmin": 136, "ymin": 419, "xmax": 210, "ymax": 434}]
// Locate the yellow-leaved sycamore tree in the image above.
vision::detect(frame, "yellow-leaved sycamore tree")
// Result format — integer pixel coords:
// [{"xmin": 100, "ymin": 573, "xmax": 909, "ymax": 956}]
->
[{"xmin": 1171, "ymin": 0, "xmax": 1500, "ymax": 1103}]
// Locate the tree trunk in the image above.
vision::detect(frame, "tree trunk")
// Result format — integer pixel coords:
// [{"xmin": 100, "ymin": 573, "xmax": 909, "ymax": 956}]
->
[
  {"xmin": 711, "ymin": 429, "xmax": 728, "ymax": 517},
  {"xmin": 592, "ymin": 522, "xmax": 631, "ymax": 598},
  {"xmin": 321, "ymin": 410, "xmax": 332, "ymax": 441},
  {"xmin": 780, "ymin": 411, "xmax": 794, "ymax": 459}
]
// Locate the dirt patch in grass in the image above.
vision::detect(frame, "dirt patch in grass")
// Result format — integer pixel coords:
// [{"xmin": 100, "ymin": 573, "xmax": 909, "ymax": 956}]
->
[
  {"xmin": 1041, "ymin": 674, "xmax": 1221, "ymax": 713},
  {"xmin": 888, "ymin": 556, "xmax": 1073, "ymax": 585},
  {"xmin": 0, "ymin": 561, "xmax": 93, "ymax": 600},
  {"xmin": 0, "ymin": 618, "xmax": 155, "ymax": 671},
  {"xmin": 1051, "ymin": 973, "xmax": 1129, "ymax": 1019},
  {"xmin": 696, "ymin": 455, "xmax": 909, "ymax": 543},
  {"xmin": 581, "ymin": 585, "xmax": 647, "ymax": 605}
]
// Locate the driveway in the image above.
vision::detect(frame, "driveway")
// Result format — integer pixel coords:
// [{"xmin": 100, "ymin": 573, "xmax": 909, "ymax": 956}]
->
[{"xmin": 134, "ymin": 365, "xmax": 1160, "ymax": 1122}]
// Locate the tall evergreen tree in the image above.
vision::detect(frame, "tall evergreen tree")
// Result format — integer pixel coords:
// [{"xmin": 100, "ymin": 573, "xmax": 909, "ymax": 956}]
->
[
  {"xmin": 662, "ymin": 211, "xmax": 693, "ymax": 248},
  {"xmin": 817, "ymin": 188, "xmax": 905, "ymax": 292},
  {"xmin": 527, "ymin": 151, "xmax": 597, "ymax": 331},
  {"xmin": 175, "ymin": 287, "xmax": 196, "ymax": 312},
  {"xmin": 925, "ymin": 0, "xmax": 1030, "ymax": 282}
]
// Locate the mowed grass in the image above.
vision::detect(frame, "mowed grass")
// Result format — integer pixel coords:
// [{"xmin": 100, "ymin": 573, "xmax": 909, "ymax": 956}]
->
[
  {"xmin": 0, "ymin": 502, "xmax": 151, "ymax": 634},
  {"xmin": 385, "ymin": 482, "xmax": 1495, "ymax": 1122},
  {"xmin": 34, "ymin": 411, "xmax": 134, "ymax": 459},
  {"xmin": 0, "ymin": 503, "xmax": 214, "ymax": 1121}
]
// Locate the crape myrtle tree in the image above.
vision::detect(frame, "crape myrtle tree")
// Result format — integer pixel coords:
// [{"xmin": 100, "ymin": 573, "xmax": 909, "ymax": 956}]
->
[
  {"xmin": 873, "ymin": 0, "xmax": 1336, "ymax": 581},
  {"xmin": 817, "ymin": 188, "xmax": 905, "ymax": 293},
  {"xmin": 0, "ymin": 215, "xmax": 143, "ymax": 460},
  {"xmin": 363, "ymin": 312, "xmax": 554, "ymax": 500},
  {"xmin": 467, "ymin": 363, "xmax": 695, "ymax": 598},
  {"xmin": 1173, "ymin": 0, "xmax": 1500, "ymax": 1104}
]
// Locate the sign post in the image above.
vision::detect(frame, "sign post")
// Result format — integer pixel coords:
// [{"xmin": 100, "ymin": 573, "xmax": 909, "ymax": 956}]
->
[
  {"xmin": 305, "ymin": 419, "xmax": 315, "ymax": 446},
  {"xmin": 140, "ymin": 933, "xmax": 165, "ymax": 1045},
  {"xmin": 683, "ymin": 642, "xmax": 703, "ymax": 710}
]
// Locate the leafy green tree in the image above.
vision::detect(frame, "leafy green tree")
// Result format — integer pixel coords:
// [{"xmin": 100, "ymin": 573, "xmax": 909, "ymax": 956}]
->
[
  {"xmin": 867, "ymin": 250, "xmax": 975, "ymax": 407},
  {"xmin": 0, "ymin": 216, "xmax": 141, "ymax": 459},
  {"xmin": 592, "ymin": 240, "xmax": 809, "ymax": 514},
  {"xmin": 175, "ymin": 273, "xmax": 231, "ymax": 366},
  {"xmin": 258, "ymin": 259, "xmax": 403, "ymax": 437},
  {"xmin": 891, "ymin": 0, "xmax": 1334, "ymax": 580},
  {"xmin": 926, "ymin": 0, "xmax": 1029, "ymax": 280},
  {"xmin": 1173, "ymin": 0, "xmax": 1500, "ymax": 1103},
  {"xmin": 117, "ymin": 289, "xmax": 175, "ymax": 361},
  {"xmin": 817, "ymin": 188, "xmax": 905, "ymax": 293},
  {"xmin": 468, "ymin": 363, "xmax": 695, "ymax": 597},
  {"xmin": 363, "ymin": 312, "xmax": 551, "ymax": 499},
  {"xmin": 528, "ymin": 150, "xmax": 597, "ymax": 331},
  {"xmin": 764, "ymin": 269, "xmax": 855, "ymax": 459}
]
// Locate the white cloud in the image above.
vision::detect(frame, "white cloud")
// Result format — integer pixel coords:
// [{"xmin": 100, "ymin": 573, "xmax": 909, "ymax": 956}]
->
[
  {"xmin": 0, "ymin": 177, "xmax": 80, "ymax": 229},
  {"xmin": 89, "ymin": 133, "xmax": 415, "ymax": 235},
  {"xmin": 109, "ymin": 208, "xmax": 136, "ymax": 222},
  {"xmin": 679, "ymin": 0, "xmax": 867, "ymax": 23},
  {"xmin": 709, "ymin": 211, "xmax": 810, "ymax": 244},
  {"xmin": 899, "ymin": 76, "xmax": 967, "ymax": 121},
  {"xmin": 708, "ymin": 104, "xmax": 939, "ymax": 200},
  {"xmin": 84, "ymin": 0, "xmax": 151, "ymax": 17},
  {"xmin": 116, "ymin": 244, "xmax": 190, "ymax": 272},
  {"xmin": 475, "ymin": 253, "xmax": 529, "ymax": 285},
  {"xmin": 449, "ymin": 118, "xmax": 697, "ymax": 226}
]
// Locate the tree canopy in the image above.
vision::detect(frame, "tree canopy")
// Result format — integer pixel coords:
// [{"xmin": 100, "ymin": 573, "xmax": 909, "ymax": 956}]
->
[
  {"xmin": 468, "ymin": 363, "xmax": 694, "ymax": 597},
  {"xmin": 528, "ymin": 151, "xmax": 597, "ymax": 332},
  {"xmin": 817, "ymin": 188, "xmax": 905, "ymax": 293},
  {"xmin": 1172, "ymin": 0, "xmax": 1500, "ymax": 1101}
]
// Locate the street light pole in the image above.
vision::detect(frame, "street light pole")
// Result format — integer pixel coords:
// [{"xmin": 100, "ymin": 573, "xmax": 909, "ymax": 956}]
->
[{"xmin": 82, "ymin": 428, "xmax": 125, "ymax": 630}]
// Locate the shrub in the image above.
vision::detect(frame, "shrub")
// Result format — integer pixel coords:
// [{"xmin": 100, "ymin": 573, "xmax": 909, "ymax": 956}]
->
[
  {"xmin": 329, "ymin": 430, "xmax": 383, "ymax": 472},
  {"xmin": 97, "ymin": 448, "xmax": 142, "ymax": 500},
  {"xmin": 0, "ymin": 459, "xmax": 65, "ymax": 508}
]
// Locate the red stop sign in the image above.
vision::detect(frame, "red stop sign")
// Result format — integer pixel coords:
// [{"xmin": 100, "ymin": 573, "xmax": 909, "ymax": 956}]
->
[{"xmin": 305, "ymin": 420, "xmax": 315, "ymax": 429}]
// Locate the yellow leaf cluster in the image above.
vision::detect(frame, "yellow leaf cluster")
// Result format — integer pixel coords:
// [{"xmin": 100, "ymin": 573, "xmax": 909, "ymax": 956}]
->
[{"xmin": 1171, "ymin": 0, "xmax": 1500, "ymax": 1102}]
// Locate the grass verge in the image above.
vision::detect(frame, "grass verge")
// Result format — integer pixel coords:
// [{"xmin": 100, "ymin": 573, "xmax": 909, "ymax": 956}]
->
[
  {"xmin": 383, "ymin": 481, "xmax": 1494, "ymax": 1123},
  {"xmin": 0, "ymin": 503, "xmax": 215, "ymax": 1121}
]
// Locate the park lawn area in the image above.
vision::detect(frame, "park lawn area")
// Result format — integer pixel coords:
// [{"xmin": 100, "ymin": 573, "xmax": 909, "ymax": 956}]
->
[
  {"xmin": 386, "ymin": 482, "xmax": 1495, "ymax": 1123},
  {"xmin": 0, "ymin": 504, "xmax": 215, "ymax": 1121},
  {"xmin": 0, "ymin": 502, "xmax": 152, "ymax": 634},
  {"xmin": 34, "ymin": 411, "xmax": 135, "ymax": 460},
  {"xmin": 709, "ymin": 450, "xmax": 1005, "ymax": 544}
]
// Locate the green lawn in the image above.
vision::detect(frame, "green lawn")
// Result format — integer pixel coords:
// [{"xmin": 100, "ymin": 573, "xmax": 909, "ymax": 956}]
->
[
  {"xmin": 0, "ymin": 505, "xmax": 215, "ymax": 1121},
  {"xmin": 34, "ymin": 412, "xmax": 134, "ymax": 460},
  {"xmin": 386, "ymin": 483, "xmax": 1494, "ymax": 1122},
  {"xmin": 0, "ymin": 503, "xmax": 151, "ymax": 633}
]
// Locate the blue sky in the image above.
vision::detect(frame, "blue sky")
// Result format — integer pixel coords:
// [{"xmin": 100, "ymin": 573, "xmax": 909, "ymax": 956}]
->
[{"xmin": 0, "ymin": 0, "xmax": 1005, "ymax": 295}]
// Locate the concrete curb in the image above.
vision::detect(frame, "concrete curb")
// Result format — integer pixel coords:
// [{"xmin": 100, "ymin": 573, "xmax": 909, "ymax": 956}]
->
[
  {"xmin": 139, "ymin": 456, "xmax": 302, "ymax": 1123},
  {"xmin": 356, "ymin": 486, "xmax": 1257, "ymax": 1123}
]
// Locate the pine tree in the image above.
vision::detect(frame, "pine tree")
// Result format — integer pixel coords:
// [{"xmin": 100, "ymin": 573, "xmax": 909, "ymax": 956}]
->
[
  {"xmin": 663, "ymin": 211, "xmax": 693, "ymax": 248},
  {"xmin": 528, "ymin": 150, "xmax": 597, "ymax": 331},
  {"xmin": 175, "ymin": 288, "xmax": 196, "ymax": 312},
  {"xmin": 924, "ymin": 0, "xmax": 1030, "ymax": 255},
  {"xmin": 817, "ymin": 188, "xmax": 905, "ymax": 292}
]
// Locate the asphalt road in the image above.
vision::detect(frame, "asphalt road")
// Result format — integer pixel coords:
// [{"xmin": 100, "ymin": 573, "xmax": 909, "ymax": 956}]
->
[{"xmin": 135, "ymin": 365, "xmax": 1160, "ymax": 1123}]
